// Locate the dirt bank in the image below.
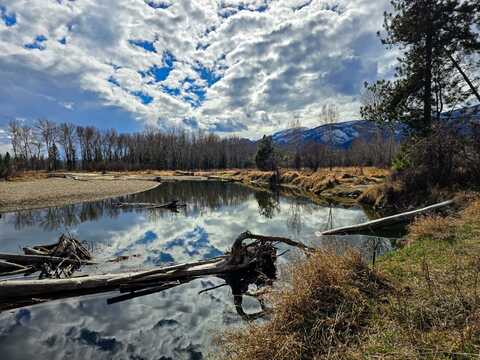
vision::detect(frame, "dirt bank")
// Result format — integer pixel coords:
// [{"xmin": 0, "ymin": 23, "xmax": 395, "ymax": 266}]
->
[{"xmin": 0, "ymin": 178, "xmax": 160, "ymax": 213}]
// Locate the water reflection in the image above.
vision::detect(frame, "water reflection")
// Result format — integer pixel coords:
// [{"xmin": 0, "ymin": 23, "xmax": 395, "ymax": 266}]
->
[
  {"xmin": 9, "ymin": 181, "xmax": 255, "ymax": 232},
  {"xmin": 0, "ymin": 181, "xmax": 380, "ymax": 359}
]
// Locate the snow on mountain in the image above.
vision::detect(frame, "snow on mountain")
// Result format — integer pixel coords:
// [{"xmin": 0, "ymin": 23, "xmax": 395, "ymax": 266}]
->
[
  {"xmin": 270, "ymin": 104, "xmax": 480, "ymax": 148},
  {"xmin": 272, "ymin": 120, "xmax": 394, "ymax": 149}
]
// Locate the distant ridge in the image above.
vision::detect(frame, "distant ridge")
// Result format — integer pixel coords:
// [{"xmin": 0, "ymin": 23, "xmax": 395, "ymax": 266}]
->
[{"xmin": 270, "ymin": 104, "xmax": 480, "ymax": 148}]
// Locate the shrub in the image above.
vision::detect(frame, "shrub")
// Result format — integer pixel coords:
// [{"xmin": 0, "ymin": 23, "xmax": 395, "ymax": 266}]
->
[{"xmin": 255, "ymin": 135, "xmax": 276, "ymax": 171}]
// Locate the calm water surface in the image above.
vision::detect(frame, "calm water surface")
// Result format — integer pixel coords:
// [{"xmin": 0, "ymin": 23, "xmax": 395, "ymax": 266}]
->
[{"xmin": 0, "ymin": 181, "xmax": 392, "ymax": 360}]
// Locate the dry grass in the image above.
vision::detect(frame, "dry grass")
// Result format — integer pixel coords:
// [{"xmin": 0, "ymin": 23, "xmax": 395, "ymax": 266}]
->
[
  {"xmin": 218, "ymin": 250, "xmax": 392, "ymax": 360},
  {"xmin": 219, "ymin": 197, "xmax": 480, "ymax": 360},
  {"xmin": 200, "ymin": 167, "xmax": 389, "ymax": 202}
]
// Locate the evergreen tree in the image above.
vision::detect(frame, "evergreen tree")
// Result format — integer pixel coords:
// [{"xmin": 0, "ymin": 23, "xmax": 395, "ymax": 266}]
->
[
  {"xmin": 361, "ymin": 0, "xmax": 480, "ymax": 135},
  {"xmin": 255, "ymin": 135, "xmax": 276, "ymax": 171},
  {"xmin": 0, "ymin": 153, "xmax": 3, "ymax": 178},
  {"xmin": 293, "ymin": 151, "xmax": 302, "ymax": 170},
  {"xmin": 3, "ymin": 152, "xmax": 12, "ymax": 180},
  {"xmin": 49, "ymin": 143, "xmax": 59, "ymax": 171}
]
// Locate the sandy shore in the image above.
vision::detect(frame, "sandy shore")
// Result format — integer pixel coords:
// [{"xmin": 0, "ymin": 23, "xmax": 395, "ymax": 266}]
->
[{"xmin": 0, "ymin": 178, "xmax": 160, "ymax": 213}]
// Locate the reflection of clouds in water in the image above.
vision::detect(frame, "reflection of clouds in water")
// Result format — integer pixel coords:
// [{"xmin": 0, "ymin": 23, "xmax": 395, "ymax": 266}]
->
[
  {"xmin": 0, "ymin": 181, "xmax": 373, "ymax": 359},
  {"xmin": 0, "ymin": 279, "xmax": 244, "ymax": 360}
]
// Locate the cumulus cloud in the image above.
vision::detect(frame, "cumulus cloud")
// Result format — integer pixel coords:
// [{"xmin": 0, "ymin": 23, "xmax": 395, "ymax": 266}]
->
[{"xmin": 0, "ymin": 0, "xmax": 393, "ymax": 138}]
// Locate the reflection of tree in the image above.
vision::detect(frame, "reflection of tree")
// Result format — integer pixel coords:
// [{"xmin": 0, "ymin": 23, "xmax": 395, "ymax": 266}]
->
[
  {"xmin": 287, "ymin": 201, "xmax": 303, "ymax": 236},
  {"xmin": 323, "ymin": 202, "xmax": 335, "ymax": 231},
  {"xmin": 254, "ymin": 190, "xmax": 280, "ymax": 219},
  {"xmin": 11, "ymin": 181, "xmax": 254, "ymax": 231}
]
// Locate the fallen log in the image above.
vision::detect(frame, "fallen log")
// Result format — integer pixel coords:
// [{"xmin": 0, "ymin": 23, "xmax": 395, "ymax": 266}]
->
[
  {"xmin": 318, "ymin": 199, "xmax": 455, "ymax": 236},
  {"xmin": 0, "ymin": 231, "xmax": 310, "ymax": 312},
  {"xmin": 114, "ymin": 200, "xmax": 186, "ymax": 210},
  {"xmin": 23, "ymin": 247, "xmax": 48, "ymax": 256},
  {"xmin": 106, "ymin": 256, "xmax": 227, "ymax": 284}
]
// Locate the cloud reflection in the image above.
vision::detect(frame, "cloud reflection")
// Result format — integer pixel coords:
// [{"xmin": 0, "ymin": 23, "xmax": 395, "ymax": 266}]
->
[{"xmin": 0, "ymin": 181, "xmax": 375, "ymax": 359}]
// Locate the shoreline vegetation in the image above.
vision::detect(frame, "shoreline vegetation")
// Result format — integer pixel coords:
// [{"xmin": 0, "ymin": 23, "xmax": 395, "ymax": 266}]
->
[
  {"xmin": 218, "ymin": 195, "xmax": 480, "ymax": 359},
  {"xmin": 0, "ymin": 167, "xmax": 389, "ymax": 214}
]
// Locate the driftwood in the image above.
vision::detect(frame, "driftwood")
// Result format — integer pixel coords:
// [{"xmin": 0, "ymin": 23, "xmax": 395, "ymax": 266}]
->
[
  {"xmin": 0, "ymin": 231, "xmax": 310, "ymax": 315},
  {"xmin": 0, "ymin": 234, "xmax": 93, "ymax": 279},
  {"xmin": 114, "ymin": 200, "xmax": 186, "ymax": 210},
  {"xmin": 318, "ymin": 199, "xmax": 455, "ymax": 236},
  {"xmin": 47, "ymin": 173, "xmax": 87, "ymax": 181}
]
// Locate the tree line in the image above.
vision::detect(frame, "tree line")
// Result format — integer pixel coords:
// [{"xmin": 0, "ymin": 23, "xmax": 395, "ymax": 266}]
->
[
  {"xmin": 3, "ymin": 112, "xmax": 401, "ymax": 176},
  {"xmin": 6, "ymin": 119, "xmax": 257, "ymax": 172}
]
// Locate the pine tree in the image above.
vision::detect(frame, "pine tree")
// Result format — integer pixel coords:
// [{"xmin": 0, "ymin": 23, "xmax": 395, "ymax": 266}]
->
[
  {"xmin": 0, "ymin": 153, "xmax": 4, "ymax": 179},
  {"xmin": 293, "ymin": 151, "xmax": 302, "ymax": 170},
  {"xmin": 255, "ymin": 135, "xmax": 276, "ymax": 171},
  {"xmin": 49, "ymin": 143, "xmax": 59, "ymax": 171},
  {"xmin": 362, "ymin": 0, "xmax": 480, "ymax": 135},
  {"xmin": 3, "ymin": 152, "xmax": 12, "ymax": 180}
]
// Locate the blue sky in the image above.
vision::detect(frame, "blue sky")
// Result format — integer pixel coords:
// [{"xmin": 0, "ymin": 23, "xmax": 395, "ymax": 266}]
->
[{"xmin": 0, "ymin": 0, "xmax": 394, "ymax": 151}]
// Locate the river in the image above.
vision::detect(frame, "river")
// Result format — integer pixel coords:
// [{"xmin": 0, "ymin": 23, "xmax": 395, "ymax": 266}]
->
[{"xmin": 0, "ymin": 181, "xmax": 393, "ymax": 359}]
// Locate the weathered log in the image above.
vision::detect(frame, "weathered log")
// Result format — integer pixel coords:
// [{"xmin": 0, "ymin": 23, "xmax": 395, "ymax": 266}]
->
[
  {"xmin": 318, "ymin": 199, "xmax": 455, "ymax": 236},
  {"xmin": 23, "ymin": 247, "xmax": 48, "ymax": 256},
  {"xmin": 0, "ymin": 257, "xmax": 249, "ymax": 299},
  {"xmin": 0, "ymin": 231, "xmax": 311, "ymax": 312},
  {"xmin": 106, "ymin": 256, "xmax": 227, "ymax": 284},
  {"xmin": 114, "ymin": 200, "xmax": 186, "ymax": 210}
]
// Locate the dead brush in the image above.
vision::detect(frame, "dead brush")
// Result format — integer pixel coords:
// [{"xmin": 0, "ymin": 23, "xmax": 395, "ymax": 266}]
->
[{"xmin": 218, "ymin": 250, "xmax": 392, "ymax": 360}]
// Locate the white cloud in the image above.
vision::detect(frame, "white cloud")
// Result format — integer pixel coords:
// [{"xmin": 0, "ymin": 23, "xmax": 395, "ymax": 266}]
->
[{"xmin": 0, "ymin": 0, "xmax": 393, "ymax": 138}]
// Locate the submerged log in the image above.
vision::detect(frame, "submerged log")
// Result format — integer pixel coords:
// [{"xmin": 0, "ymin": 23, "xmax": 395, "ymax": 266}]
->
[{"xmin": 318, "ymin": 199, "xmax": 455, "ymax": 236}]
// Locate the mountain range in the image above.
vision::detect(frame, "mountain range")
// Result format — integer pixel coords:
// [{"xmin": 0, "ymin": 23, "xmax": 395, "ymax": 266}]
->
[{"xmin": 269, "ymin": 104, "xmax": 480, "ymax": 149}]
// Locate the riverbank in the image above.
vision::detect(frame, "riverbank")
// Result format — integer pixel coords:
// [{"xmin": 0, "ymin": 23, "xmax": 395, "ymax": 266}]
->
[
  {"xmin": 0, "ymin": 178, "xmax": 160, "ymax": 213},
  {"xmin": 219, "ymin": 196, "xmax": 480, "ymax": 359},
  {"xmin": 198, "ymin": 167, "xmax": 389, "ymax": 204},
  {"xmin": 2, "ymin": 168, "xmax": 388, "ymax": 212}
]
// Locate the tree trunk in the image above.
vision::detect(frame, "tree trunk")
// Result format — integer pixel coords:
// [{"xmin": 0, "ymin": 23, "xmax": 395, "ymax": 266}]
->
[
  {"xmin": 448, "ymin": 53, "xmax": 480, "ymax": 103},
  {"xmin": 423, "ymin": 30, "xmax": 433, "ymax": 133}
]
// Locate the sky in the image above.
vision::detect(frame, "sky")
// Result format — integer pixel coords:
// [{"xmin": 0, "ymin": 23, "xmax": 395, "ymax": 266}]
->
[{"xmin": 0, "ymin": 0, "xmax": 395, "ymax": 149}]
